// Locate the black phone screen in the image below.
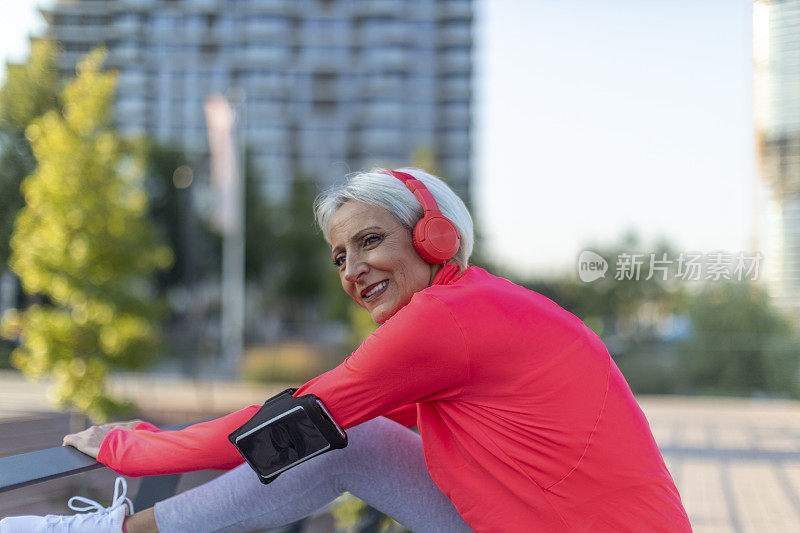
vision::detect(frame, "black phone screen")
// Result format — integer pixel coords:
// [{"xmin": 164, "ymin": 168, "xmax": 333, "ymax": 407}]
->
[{"xmin": 235, "ymin": 406, "xmax": 330, "ymax": 479}]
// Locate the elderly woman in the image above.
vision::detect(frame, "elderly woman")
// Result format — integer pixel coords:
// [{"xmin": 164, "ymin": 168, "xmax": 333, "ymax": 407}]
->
[{"xmin": 1, "ymin": 168, "xmax": 692, "ymax": 533}]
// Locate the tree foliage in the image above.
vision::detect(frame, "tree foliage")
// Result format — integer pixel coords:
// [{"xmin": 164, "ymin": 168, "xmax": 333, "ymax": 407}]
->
[
  {"xmin": 144, "ymin": 144, "xmax": 192, "ymax": 289},
  {"xmin": 677, "ymin": 280, "xmax": 800, "ymax": 397},
  {"xmin": 273, "ymin": 178, "xmax": 328, "ymax": 300},
  {"xmin": 520, "ymin": 230, "xmax": 683, "ymax": 337},
  {"xmin": 0, "ymin": 40, "xmax": 59, "ymax": 265},
  {"xmin": 144, "ymin": 143, "xmax": 229, "ymax": 290},
  {"xmin": 0, "ymin": 49, "xmax": 172, "ymax": 421},
  {"xmin": 243, "ymin": 154, "xmax": 277, "ymax": 282}
]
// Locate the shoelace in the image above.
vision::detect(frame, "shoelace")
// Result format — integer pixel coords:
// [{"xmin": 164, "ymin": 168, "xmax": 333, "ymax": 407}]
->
[
  {"xmin": 43, "ymin": 477, "xmax": 133, "ymax": 530},
  {"xmin": 66, "ymin": 477, "xmax": 134, "ymax": 516}
]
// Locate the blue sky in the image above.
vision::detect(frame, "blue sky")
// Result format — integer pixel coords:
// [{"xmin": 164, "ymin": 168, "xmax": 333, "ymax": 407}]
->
[
  {"xmin": 1, "ymin": 0, "xmax": 755, "ymax": 278},
  {"xmin": 474, "ymin": 0, "xmax": 754, "ymax": 276}
]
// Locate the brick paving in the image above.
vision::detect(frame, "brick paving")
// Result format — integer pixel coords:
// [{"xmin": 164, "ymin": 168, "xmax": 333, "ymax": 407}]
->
[
  {"xmin": 639, "ymin": 396, "xmax": 800, "ymax": 533},
  {"xmin": 2, "ymin": 371, "xmax": 800, "ymax": 532}
]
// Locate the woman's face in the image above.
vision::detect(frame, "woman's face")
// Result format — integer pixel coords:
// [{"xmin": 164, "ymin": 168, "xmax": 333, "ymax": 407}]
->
[{"xmin": 329, "ymin": 201, "xmax": 438, "ymax": 324}]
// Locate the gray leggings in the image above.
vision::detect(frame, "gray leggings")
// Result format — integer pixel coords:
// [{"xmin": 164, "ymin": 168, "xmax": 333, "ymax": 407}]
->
[{"xmin": 153, "ymin": 417, "xmax": 473, "ymax": 533}]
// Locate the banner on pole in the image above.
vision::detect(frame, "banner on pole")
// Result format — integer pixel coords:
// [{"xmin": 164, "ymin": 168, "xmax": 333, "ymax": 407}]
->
[{"xmin": 204, "ymin": 94, "xmax": 240, "ymax": 234}]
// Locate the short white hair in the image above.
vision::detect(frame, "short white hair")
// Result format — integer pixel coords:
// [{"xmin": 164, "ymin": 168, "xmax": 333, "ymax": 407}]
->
[{"xmin": 314, "ymin": 167, "xmax": 474, "ymax": 268}]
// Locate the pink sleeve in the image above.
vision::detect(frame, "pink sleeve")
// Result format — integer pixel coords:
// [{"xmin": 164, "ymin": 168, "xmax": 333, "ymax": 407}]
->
[
  {"xmin": 96, "ymin": 405, "xmax": 260, "ymax": 477},
  {"xmin": 133, "ymin": 421, "xmax": 161, "ymax": 432},
  {"xmin": 382, "ymin": 403, "xmax": 418, "ymax": 429},
  {"xmin": 295, "ymin": 293, "xmax": 469, "ymax": 430}
]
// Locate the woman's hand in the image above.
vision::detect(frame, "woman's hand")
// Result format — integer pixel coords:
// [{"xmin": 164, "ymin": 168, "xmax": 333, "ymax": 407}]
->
[{"xmin": 62, "ymin": 419, "xmax": 144, "ymax": 459}]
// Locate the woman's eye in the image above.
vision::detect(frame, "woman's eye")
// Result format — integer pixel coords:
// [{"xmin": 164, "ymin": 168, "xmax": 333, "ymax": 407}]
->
[
  {"xmin": 364, "ymin": 234, "xmax": 381, "ymax": 246},
  {"xmin": 333, "ymin": 255, "xmax": 345, "ymax": 268}
]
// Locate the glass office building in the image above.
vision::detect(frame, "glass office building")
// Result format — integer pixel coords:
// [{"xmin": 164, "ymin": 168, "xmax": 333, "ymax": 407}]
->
[
  {"xmin": 40, "ymin": 0, "xmax": 473, "ymax": 201},
  {"xmin": 754, "ymin": 0, "xmax": 800, "ymax": 323}
]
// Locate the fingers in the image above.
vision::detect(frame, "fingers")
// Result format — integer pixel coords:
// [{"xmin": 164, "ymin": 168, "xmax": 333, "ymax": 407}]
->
[
  {"xmin": 62, "ymin": 427, "xmax": 91, "ymax": 448},
  {"xmin": 62, "ymin": 420, "xmax": 139, "ymax": 450},
  {"xmin": 61, "ymin": 425, "xmax": 108, "ymax": 458}
]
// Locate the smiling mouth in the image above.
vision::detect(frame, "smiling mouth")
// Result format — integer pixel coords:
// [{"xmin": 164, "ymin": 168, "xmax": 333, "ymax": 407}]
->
[{"xmin": 361, "ymin": 280, "xmax": 389, "ymax": 303}]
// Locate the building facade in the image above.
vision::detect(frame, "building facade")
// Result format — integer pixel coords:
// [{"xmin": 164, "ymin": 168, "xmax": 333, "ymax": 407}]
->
[
  {"xmin": 42, "ymin": 0, "xmax": 473, "ymax": 201},
  {"xmin": 754, "ymin": 0, "xmax": 800, "ymax": 323}
]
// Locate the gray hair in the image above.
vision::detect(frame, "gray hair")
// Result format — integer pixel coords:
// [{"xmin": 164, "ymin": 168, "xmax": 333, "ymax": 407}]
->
[{"xmin": 314, "ymin": 167, "xmax": 474, "ymax": 268}]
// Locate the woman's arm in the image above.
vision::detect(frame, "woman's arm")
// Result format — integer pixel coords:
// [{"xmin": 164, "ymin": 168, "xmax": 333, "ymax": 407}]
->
[
  {"xmin": 88, "ymin": 405, "xmax": 260, "ymax": 477},
  {"xmin": 87, "ymin": 401, "xmax": 419, "ymax": 477},
  {"xmin": 72, "ymin": 294, "xmax": 464, "ymax": 476},
  {"xmin": 89, "ymin": 402, "xmax": 418, "ymax": 477},
  {"xmin": 295, "ymin": 293, "xmax": 469, "ymax": 430}
]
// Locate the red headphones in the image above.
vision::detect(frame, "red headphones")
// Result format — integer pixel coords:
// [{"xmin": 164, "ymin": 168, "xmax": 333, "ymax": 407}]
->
[{"xmin": 386, "ymin": 170, "xmax": 460, "ymax": 264}]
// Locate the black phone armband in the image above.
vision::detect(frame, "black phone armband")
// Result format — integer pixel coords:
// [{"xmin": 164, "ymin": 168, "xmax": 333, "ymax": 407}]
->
[{"xmin": 228, "ymin": 388, "xmax": 347, "ymax": 484}]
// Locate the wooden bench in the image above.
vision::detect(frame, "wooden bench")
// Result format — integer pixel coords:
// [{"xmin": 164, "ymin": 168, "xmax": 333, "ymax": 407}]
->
[
  {"xmin": 0, "ymin": 412, "xmax": 190, "ymax": 511},
  {"xmin": 0, "ymin": 412, "xmax": 387, "ymax": 532}
]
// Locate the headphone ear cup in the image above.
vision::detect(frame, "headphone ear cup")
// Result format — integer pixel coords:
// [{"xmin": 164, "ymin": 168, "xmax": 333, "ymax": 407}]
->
[
  {"xmin": 411, "ymin": 229, "xmax": 438, "ymax": 264},
  {"xmin": 412, "ymin": 215, "xmax": 460, "ymax": 264}
]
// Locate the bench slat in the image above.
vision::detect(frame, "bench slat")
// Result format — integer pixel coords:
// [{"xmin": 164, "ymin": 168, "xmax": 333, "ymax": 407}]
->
[
  {"xmin": 0, "ymin": 423, "xmax": 190, "ymax": 494},
  {"xmin": 0, "ymin": 446, "xmax": 103, "ymax": 493}
]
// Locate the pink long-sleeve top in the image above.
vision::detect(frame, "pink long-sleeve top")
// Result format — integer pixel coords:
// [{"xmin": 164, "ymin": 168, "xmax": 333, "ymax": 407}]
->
[{"xmin": 98, "ymin": 264, "xmax": 692, "ymax": 532}]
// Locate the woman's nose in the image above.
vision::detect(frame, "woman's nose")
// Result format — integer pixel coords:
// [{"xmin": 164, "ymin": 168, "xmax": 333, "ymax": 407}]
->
[{"xmin": 344, "ymin": 256, "xmax": 368, "ymax": 283}]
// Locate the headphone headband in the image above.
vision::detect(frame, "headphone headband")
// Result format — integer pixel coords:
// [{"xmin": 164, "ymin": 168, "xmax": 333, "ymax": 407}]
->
[{"xmin": 386, "ymin": 170, "xmax": 443, "ymax": 217}]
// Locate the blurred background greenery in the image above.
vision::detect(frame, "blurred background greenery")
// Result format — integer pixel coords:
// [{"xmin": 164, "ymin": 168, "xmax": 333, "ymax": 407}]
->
[
  {"xmin": 0, "ymin": 37, "xmax": 797, "ymax": 533},
  {"xmin": 0, "ymin": 42, "xmax": 798, "ymax": 423}
]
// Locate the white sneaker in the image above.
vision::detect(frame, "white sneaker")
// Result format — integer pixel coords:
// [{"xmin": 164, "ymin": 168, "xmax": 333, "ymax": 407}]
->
[{"xmin": 0, "ymin": 477, "xmax": 133, "ymax": 533}]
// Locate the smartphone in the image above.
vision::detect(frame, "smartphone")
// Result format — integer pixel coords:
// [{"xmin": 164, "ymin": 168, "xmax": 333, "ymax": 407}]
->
[{"xmin": 235, "ymin": 406, "xmax": 331, "ymax": 480}]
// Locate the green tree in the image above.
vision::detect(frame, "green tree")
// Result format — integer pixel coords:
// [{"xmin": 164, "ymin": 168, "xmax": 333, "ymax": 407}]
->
[
  {"xmin": 145, "ymin": 143, "xmax": 224, "ymax": 289},
  {"xmin": 271, "ymin": 177, "xmax": 334, "ymax": 328},
  {"xmin": 145, "ymin": 144, "xmax": 192, "ymax": 290},
  {"xmin": 522, "ymin": 230, "xmax": 685, "ymax": 337},
  {"xmin": 243, "ymin": 153, "xmax": 277, "ymax": 282},
  {"xmin": 0, "ymin": 39, "xmax": 59, "ymax": 265},
  {"xmin": 677, "ymin": 280, "xmax": 800, "ymax": 397},
  {"xmin": 143, "ymin": 146, "xmax": 273, "ymax": 289},
  {"xmin": 0, "ymin": 49, "xmax": 172, "ymax": 421}
]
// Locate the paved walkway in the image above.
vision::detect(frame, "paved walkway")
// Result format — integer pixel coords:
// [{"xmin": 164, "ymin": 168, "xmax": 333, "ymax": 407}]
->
[
  {"xmin": 2, "ymin": 371, "xmax": 800, "ymax": 531},
  {"xmin": 639, "ymin": 396, "xmax": 800, "ymax": 533}
]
